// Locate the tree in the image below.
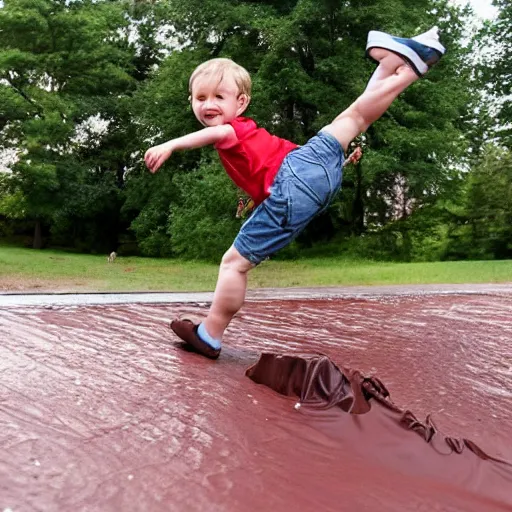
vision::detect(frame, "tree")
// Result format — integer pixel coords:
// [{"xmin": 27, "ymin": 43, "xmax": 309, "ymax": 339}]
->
[
  {"xmin": 130, "ymin": 0, "xmax": 477, "ymax": 260},
  {"xmin": 446, "ymin": 146, "xmax": 512, "ymax": 259},
  {"xmin": 0, "ymin": 0, "xmax": 134, "ymax": 249},
  {"xmin": 0, "ymin": 0, "xmax": 485, "ymax": 261},
  {"xmin": 480, "ymin": 0, "xmax": 512, "ymax": 148}
]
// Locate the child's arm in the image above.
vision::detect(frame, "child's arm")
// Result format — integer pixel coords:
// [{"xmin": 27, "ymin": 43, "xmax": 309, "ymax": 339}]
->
[{"xmin": 144, "ymin": 124, "xmax": 235, "ymax": 173}]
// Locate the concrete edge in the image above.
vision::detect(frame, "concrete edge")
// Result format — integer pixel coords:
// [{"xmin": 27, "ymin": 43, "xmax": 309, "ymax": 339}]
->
[{"xmin": 1, "ymin": 283, "xmax": 512, "ymax": 307}]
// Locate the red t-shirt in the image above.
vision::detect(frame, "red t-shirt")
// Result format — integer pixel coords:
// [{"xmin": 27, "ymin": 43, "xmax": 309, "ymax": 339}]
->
[{"xmin": 214, "ymin": 117, "xmax": 298, "ymax": 206}]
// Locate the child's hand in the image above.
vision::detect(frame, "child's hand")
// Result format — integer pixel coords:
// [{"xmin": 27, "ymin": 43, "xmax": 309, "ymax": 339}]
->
[
  {"xmin": 344, "ymin": 146, "xmax": 362, "ymax": 167},
  {"xmin": 144, "ymin": 143, "xmax": 173, "ymax": 173}
]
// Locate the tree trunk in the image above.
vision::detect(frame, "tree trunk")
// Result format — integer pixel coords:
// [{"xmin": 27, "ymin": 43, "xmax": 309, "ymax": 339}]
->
[{"xmin": 33, "ymin": 220, "xmax": 43, "ymax": 249}]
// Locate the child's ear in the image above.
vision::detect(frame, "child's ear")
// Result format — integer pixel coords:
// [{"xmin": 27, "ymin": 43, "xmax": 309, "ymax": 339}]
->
[{"xmin": 237, "ymin": 93, "xmax": 250, "ymax": 115}]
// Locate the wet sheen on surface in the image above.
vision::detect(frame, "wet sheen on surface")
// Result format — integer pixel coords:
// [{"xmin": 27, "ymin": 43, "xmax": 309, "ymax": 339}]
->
[{"xmin": 1, "ymin": 293, "xmax": 511, "ymax": 511}]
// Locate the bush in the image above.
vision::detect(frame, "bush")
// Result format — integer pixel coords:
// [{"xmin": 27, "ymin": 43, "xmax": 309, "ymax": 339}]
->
[{"xmin": 168, "ymin": 158, "xmax": 242, "ymax": 261}]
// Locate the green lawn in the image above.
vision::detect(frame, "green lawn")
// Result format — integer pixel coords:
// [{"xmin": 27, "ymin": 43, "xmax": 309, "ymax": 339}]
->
[{"xmin": 0, "ymin": 244, "xmax": 511, "ymax": 292}]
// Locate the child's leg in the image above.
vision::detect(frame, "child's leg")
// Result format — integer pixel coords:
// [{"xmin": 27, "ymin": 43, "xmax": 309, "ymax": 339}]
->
[
  {"xmin": 324, "ymin": 26, "xmax": 445, "ymax": 151},
  {"xmin": 322, "ymin": 49, "xmax": 418, "ymax": 153},
  {"xmin": 169, "ymin": 245, "xmax": 251, "ymax": 357},
  {"xmin": 202, "ymin": 246, "xmax": 253, "ymax": 340}
]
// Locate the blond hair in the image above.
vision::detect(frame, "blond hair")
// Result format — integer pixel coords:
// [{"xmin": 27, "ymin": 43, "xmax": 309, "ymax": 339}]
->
[{"xmin": 189, "ymin": 58, "xmax": 252, "ymax": 98}]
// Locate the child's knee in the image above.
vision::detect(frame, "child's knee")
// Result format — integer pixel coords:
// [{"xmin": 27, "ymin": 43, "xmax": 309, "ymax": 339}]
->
[
  {"xmin": 322, "ymin": 119, "xmax": 356, "ymax": 153},
  {"xmin": 220, "ymin": 246, "xmax": 254, "ymax": 273}
]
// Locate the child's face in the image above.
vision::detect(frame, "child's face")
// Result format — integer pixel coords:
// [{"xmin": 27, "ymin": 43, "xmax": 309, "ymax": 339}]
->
[{"xmin": 191, "ymin": 73, "xmax": 248, "ymax": 127}]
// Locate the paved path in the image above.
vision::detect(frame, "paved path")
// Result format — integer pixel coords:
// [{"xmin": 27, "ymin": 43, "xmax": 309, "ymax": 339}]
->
[{"xmin": 1, "ymin": 282, "xmax": 512, "ymax": 306}]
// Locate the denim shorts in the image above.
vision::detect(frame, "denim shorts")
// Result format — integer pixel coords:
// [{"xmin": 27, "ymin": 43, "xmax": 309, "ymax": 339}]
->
[{"xmin": 234, "ymin": 130, "xmax": 345, "ymax": 265}]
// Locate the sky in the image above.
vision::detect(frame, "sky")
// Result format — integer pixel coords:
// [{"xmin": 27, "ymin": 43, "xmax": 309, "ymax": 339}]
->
[{"xmin": 453, "ymin": 0, "xmax": 499, "ymax": 19}]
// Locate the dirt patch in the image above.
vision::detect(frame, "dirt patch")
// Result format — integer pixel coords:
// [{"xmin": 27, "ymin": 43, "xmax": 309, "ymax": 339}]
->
[{"xmin": 0, "ymin": 276, "xmax": 102, "ymax": 293}]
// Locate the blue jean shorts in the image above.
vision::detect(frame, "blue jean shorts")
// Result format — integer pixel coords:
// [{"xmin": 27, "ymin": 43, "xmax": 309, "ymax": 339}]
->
[{"xmin": 234, "ymin": 130, "xmax": 345, "ymax": 265}]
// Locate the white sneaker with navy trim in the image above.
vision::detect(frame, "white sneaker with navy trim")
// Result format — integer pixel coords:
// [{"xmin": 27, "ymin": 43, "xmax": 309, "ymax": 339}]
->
[{"xmin": 366, "ymin": 26, "xmax": 446, "ymax": 76}]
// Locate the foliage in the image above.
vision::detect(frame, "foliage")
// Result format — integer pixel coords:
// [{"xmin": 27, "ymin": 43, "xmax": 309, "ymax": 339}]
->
[
  {"xmin": 0, "ymin": 0, "xmax": 138, "ymax": 249},
  {"xmin": 480, "ymin": 0, "xmax": 512, "ymax": 148},
  {"xmin": 0, "ymin": 0, "xmax": 509, "ymax": 263},
  {"xmin": 445, "ymin": 146, "xmax": 512, "ymax": 259},
  {"xmin": 168, "ymin": 157, "xmax": 241, "ymax": 261}
]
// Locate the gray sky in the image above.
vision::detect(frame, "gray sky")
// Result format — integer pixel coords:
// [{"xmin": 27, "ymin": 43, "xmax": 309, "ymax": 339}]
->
[
  {"xmin": 470, "ymin": 0, "xmax": 498, "ymax": 18},
  {"xmin": 453, "ymin": 0, "xmax": 498, "ymax": 19}
]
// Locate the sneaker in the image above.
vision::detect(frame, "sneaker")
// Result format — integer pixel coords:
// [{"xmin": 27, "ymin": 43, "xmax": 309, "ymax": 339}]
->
[
  {"xmin": 170, "ymin": 317, "xmax": 221, "ymax": 359},
  {"xmin": 366, "ymin": 26, "xmax": 446, "ymax": 76}
]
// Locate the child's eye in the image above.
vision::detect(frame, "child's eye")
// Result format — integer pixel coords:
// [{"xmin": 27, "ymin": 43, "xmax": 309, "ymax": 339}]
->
[
  {"xmin": 216, "ymin": 94, "xmax": 224, "ymax": 99},
  {"xmin": 197, "ymin": 96, "xmax": 205, "ymax": 101}
]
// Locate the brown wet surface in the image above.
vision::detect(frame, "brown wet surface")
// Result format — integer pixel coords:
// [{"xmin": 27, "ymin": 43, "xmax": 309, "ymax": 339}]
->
[{"xmin": 1, "ymin": 292, "xmax": 512, "ymax": 511}]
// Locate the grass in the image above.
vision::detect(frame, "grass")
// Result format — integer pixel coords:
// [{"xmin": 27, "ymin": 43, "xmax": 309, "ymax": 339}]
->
[{"xmin": 0, "ymin": 244, "xmax": 511, "ymax": 293}]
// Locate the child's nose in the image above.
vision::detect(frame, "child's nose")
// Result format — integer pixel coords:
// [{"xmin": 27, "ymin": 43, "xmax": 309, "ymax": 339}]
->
[{"xmin": 204, "ymin": 98, "xmax": 216, "ymax": 109}]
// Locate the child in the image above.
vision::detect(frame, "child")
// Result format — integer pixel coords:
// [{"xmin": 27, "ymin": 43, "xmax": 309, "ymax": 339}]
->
[{"xmin": 144, "ymin": 27, "xmax": 446, "ymax": 359}]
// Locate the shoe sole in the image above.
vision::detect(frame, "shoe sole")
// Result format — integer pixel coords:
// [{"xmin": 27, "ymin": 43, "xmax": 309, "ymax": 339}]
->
[
  {"xmin": 170, "ymin": 318, "xmax": 221, "ymax": 359},
  {"xmin": 366, "ymin": 31, "xmax": 428, "ymax": 76}
]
